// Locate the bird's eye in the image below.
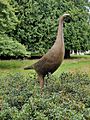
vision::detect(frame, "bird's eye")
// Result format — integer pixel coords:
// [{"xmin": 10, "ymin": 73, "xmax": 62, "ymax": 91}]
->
[{"xmin": 64, "ymin": 16, "xmax": 72, "ymax": 23}]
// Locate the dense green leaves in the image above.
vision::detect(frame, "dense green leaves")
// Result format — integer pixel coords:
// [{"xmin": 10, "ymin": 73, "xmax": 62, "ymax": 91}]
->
[
  {"xmin": 0, "ymin": 0, "xmax": 30, "ymax": 58},
  {"xmin": 0, "ymin": 0, "xmax": 90, "ymax": 58},
  {"xmin": 0, "ymin": 34, "xmax": 30, "ymax": 59},
  {"xmin": 0, "ymin": 0, "xmax": 19, "ymax": 33},
  {"xmin": 9, "ymin": 0, "xmax": 90, "ymax": 56},
  {"xmin": 0, "ymin": 72, "xmax": 90, "ymax": 119}
]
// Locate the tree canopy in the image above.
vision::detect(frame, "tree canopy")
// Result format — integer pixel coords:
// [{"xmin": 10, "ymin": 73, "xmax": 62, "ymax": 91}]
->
[
  {"xmin": 0, "ymin": 0, "xmax": 30, "ymax": 59},
  {"xmin": 0, "ymin": 0, "xmax": 90, "ymax": 58},
  {"xmin": 0, "ymin": 0, "xmax": 18, "ymax": 33}
]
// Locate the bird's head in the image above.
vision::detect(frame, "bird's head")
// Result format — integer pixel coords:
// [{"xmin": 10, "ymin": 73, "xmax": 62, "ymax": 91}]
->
[{"xmin": 60, "ymin": 13, "xmax": 72, "ymax": 23}]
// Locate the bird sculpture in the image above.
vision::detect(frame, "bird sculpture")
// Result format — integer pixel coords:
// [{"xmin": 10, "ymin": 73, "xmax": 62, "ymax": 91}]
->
[{"xmin": 24, "ymin": 14, "xmax": 70, "ymax": 91}]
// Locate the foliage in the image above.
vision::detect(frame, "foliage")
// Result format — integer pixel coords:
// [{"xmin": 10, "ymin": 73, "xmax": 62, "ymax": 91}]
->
[
  {"xmin": 0, "ymin": 0, "xmax": 90, "ymax": 58},
  {"xmin": 0, "ymin": 0, "xmax": 19, "ymax": 33},
  {"xmin": 0, "ymin": 34, "xmax": 30, "ymax": 59},
  {"xmin": 0, "ymin": 72, "xmax": 90, "ymax": 119},
  {"xmin": 0, "ymin": 0, "xmax": 31, "ymax": 59},
  {"xmin": 64, "ymin": 0, "xmax": 90, "ymax": 52},
  {"xmin": 9, "ymin": 0, "xmax": 90, "ymax": 56}
]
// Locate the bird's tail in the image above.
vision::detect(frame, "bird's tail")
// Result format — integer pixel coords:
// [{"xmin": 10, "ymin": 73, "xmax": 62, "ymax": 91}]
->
[{"xmin": 24, "ymin": 65, "xmax": 33, "ymax": 70}]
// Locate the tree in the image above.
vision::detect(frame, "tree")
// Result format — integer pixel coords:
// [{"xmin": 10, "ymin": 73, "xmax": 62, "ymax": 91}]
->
[
  {"xmin": 0, "ymin": 0, "xmax": 18, "ymax": 33},
  {"xmin": 0, "ymin": 0, "xmax": 30, "ymax": 59},
  {"xmin": 9, "ymin": 0, "xmax": 90, "ymax": 58},
  {"xmin": 64, "ymin": 0, "xmax": 90, "ymax": 57}
]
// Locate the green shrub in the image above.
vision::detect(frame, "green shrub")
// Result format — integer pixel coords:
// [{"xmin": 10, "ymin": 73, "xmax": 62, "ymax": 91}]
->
[
  {"xmin": 0, "ymin": 34, "xmax": 30, "ymax": 59},
  {"xmin": 10, "ymin": 0, "xmax": 90, "ymax": 57},
  {"xmin": 0, "ymin": 0, "xmax": 19, "ymax": 33},
  {"xmin": 0, "ymin": 72, "xmax": 90, "ymax": 119},
  {"xmin": 0, "ymin": 73, "xmax": 35, "ymax": 110}
]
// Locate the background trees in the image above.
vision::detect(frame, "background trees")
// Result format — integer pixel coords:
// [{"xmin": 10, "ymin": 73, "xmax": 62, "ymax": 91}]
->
[
  {"xmin": 0, "ymin": 0, "xmax": 30, "ymax": 59},
  {"xmin": 0, "ymin": 0, "xmax": 90, "ymax": 58},
  {"xmin": 64, "ymin": 0, "xmax": 90, "ymax": 57},
  {"xmin": 0, "ymin": 0, "xmax": 18, "ymax": 33}
]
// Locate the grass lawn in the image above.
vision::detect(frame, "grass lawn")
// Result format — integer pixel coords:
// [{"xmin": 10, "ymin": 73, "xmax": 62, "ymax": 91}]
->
[
  {"xmin": 54, "ymin": 55, "xmax": 90, "ymax": 77},
  {"xmin": 0, "ymin": 55, "xmax": 90, "ymax": 77}
]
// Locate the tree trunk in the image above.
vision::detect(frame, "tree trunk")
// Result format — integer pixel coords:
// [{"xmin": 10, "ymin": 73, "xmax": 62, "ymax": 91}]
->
[
  {"xmin": 64, "ymin": 49, "xmax": 70, "ymax": 59},
  {"xmin": 74, "ymin": 50, "xmax": 77, "ymax": 54}
]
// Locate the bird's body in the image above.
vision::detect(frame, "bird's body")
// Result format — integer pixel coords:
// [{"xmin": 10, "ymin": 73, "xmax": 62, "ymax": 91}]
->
[
  {"xmin": 28, "ymin": 43, "xmax": 64, "ymax": 76},
  {"xmin": 24, "ymin": 14, "xmax": 70, "ymax": 91}
]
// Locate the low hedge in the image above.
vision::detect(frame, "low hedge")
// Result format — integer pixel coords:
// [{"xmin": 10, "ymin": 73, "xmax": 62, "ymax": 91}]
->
[
  {"xmin": 0, "ymin": 72, "xmax": 90, "ymax": 119},
  {"xmin": 0, "ymin": 34, "xmax": 30, "ymax": 59}
]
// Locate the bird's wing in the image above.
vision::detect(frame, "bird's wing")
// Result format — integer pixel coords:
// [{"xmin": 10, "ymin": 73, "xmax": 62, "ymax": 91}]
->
[{"xmin": 34, "ymin": 50, "xmax": 60, "ymax": 75}]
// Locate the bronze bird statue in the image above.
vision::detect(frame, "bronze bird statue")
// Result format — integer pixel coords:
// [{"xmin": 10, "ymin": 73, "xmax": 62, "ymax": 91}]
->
[{"xmin": 24, "ymin": 14, "xmax": 70, "ymax": 91}]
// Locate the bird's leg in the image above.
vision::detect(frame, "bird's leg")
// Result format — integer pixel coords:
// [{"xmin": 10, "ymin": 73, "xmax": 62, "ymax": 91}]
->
[{"xmin": 38, "ymin": 75, "xmax": 44, "ymax": 94}]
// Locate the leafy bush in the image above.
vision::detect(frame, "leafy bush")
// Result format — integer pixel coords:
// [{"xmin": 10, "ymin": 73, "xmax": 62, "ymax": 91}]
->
[
  {"xmin": 0, "ymin": 34, "xmax": 30, "ymax": 59},
  {"xmin": 0, "ymin": 0, "xmax": 19, "ymax": 33},
  {"xmin": 9, "ymin": 0, "xmax": 90, "ymax": 57},
  {"xmin": 0, "ymin": 72, "xmax": 90, "ymax": 119}
]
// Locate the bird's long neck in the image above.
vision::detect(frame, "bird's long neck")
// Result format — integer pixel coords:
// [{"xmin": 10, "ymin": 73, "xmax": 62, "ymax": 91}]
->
[{"xmin": 56, "ymin": 16, "xmax": 64, "ymax": 45}]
